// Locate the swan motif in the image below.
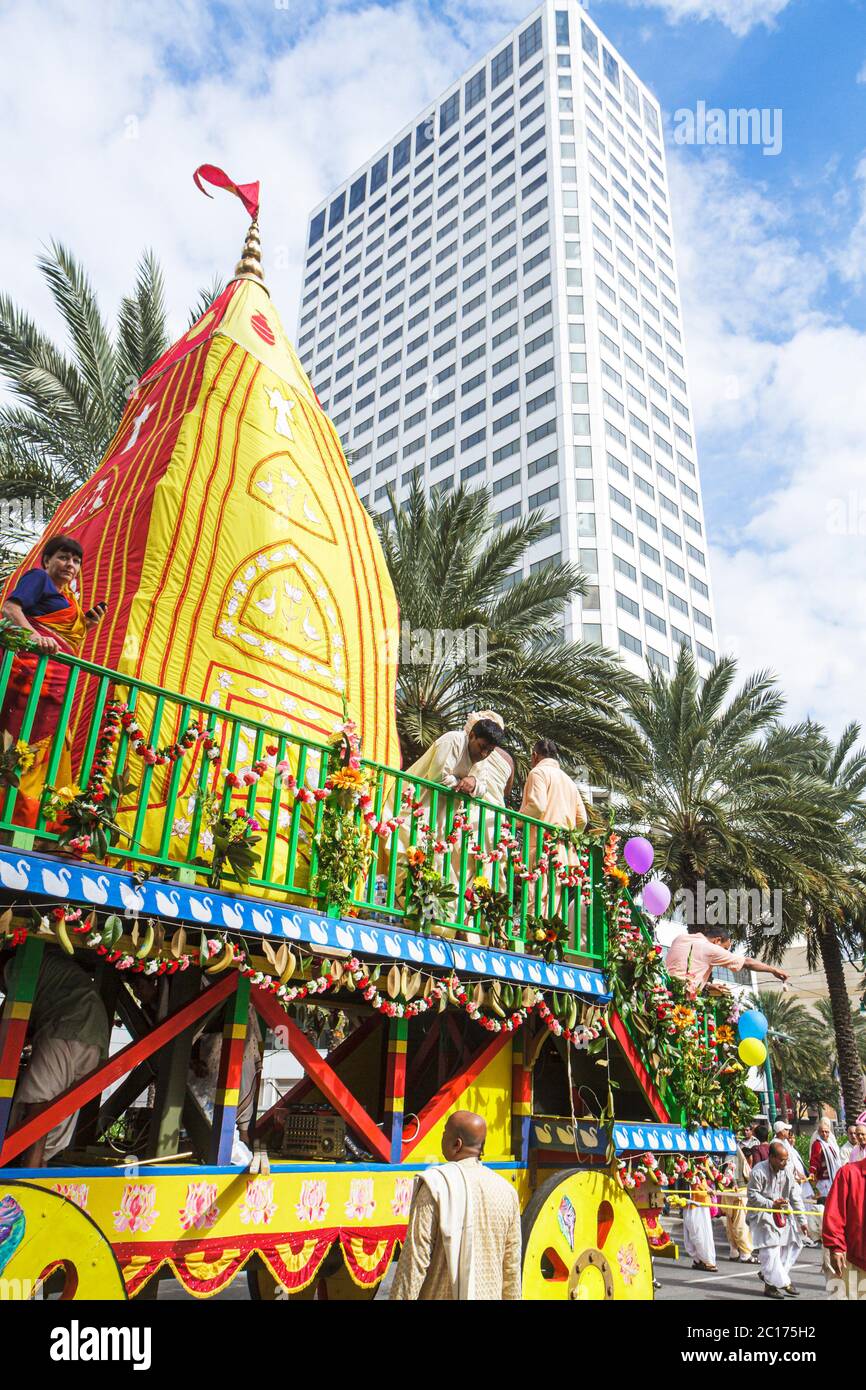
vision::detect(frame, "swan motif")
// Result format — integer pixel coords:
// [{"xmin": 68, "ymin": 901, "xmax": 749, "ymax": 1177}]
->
[
  {"xmin": 535, "ymin": 1124, "xmax": 552, "ymax": 1144},
  {"xmin": 188, "ymin": 896, "xmax": 213, "ymax": 923},
  {"xmin": 578, "ymin": 1127, "xmax": 599, "ymax": 1148},
  {"xmin": 688, "ymin": 1133, "xmax": 700, "ymax": 1150},
  {"xmin": 490, "ymin": 957, "xmax": 506, "ymax": 977},
  {"xmin": 527, "ymin": 963, "xmax": 542, "ymax": 983},
  {"xmin": 0, "ymin": 858, "xmax": 30, "ymax": 890},
  {"xmin": 255, "ymin": 593, "xmax": 277, "ymax": 617},
  {"xmin": 508, "ymin": 958, "xmax": 523, "ymax": 979},
  {"xmin": 452, "ymin": 948, "xmax": 467, "ymax": 971},
  {"xmin": 81, "ymin": 873, "xmax": 110, "ymax": 904},
  {"xmin": 647, "ymin": 1131, "xmax": 659, "ymax": 1148},
  {"xmin": 279, "ymin": 914, "xmax": 302, "ymax": 939},
  {"xmin": 119, "ymin": 881, "xmax": 145, "ymax": 913},
  {"xmin": 154, "ymin": 888, "xmax": 181, "ymax": 917},
  {"xmin": 309, "ymin": 921, "xmax": 329, "ymax": 945},
  {"xmin": 221, "ymin": 902, "xmax": 244, "ymax": 930},
  {"xmin": 359, "ymin": 930, "xmax": 378, "ymax": 953},
  {"xmin": 675, "ymin": 1133, "xmax": 687, "ymax": 1150},
  {"xmin": 251, "ymin": 907, "xmax": 273, "ymax": 935},
  {"xmin": 614, "ymin": 1127, "xmax": 629, "ymax": 1149},
  {"xmin": 41, "ymin": 865, "xmax": 72, "ymax": 896},
  {"xmin": 578, "ymin": 973, "xmax": 591, "ymax": 992},
  {"xmin": 335, "ymin": 926, "xmax": 354, "ymax": 951},
  {"xmin": 561, "ymin": 971, "xmax": 575, "ymax": 990},
  {"xmin": 406, "ymin": 938, "xmax": 424, "ymax": 962},
  {"xmin": 470, "ymin": 952, "xmax": 486, "ymax": 972},
  {"xmin": 556, "ymin": 1125, "xmax": 574, "ymax": 1146},
  {"xmin": 428, "ymin": 943, "xmax": 447, "ymax": 965},
  {"xmin": 383, "ymin": 934, "xmax": 402, "ymax": 958},
  {"xmin": 662, "ymin": 1132, "xmax": 674, "ymax": 1150},
  {"xmin": 631, "ymin": 1129, "xmax": 645, "ymax": 1148}
]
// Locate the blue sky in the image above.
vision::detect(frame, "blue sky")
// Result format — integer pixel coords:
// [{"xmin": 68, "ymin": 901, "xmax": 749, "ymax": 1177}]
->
[{"xmin": 1, "ymin": 0, "xmax": 865, "ymax": 732}]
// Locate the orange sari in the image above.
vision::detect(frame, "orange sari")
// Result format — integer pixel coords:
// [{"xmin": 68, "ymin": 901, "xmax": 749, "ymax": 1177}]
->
[{"xmin": 0, "ymin": 592, "xmax": 88, "ymax": 827}]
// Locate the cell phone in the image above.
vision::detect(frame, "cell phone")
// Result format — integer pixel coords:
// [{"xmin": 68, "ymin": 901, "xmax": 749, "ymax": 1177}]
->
[{"xmin": 85, "ymin": 601, "xmax": 107, "ymax": 621}]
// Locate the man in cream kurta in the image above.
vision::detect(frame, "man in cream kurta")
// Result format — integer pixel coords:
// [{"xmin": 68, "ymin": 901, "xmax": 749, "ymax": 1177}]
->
[
  {"xmin": 746, "ymin": 1141, "xmax": 808, "ymax": 1298},
  {"xmin": 390, "ymin": 1111, "xmax": 522, "ymax": 1300},
  {"xmin": 519, "ymin": 739, "xmax": 587, "ymax": 915}
]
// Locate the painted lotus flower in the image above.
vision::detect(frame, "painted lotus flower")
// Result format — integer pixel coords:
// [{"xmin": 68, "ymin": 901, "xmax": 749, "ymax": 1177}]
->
[
  {"xmin": 54, "ymin": 1182, "xmax": 89, "ymax": 1212},
  {"xmin": 294, "ymin": 1179, "xmax": 329, "ymax": 1223},
  {"xmin": 179, "ymin": 1181, "xmax": 220, "ymax": 1231},
  {"xmin": 391, "ymin": 1176, "xmax": 414, "ymax": 1219},
  {"xmin": 345, "ymin": 1178, "xmax": 375, "ymax": 1221},
  {"xmin": 617, "ymin": 1242, "xmax": 641, "ymax": 1285},
  {"xmin": 113, "ymin": 1183, "xmax": 160, "ymax": 1234},
  {"xmin": 240, "ymin": 1178, "xmax": 277, "ymax": 1226}
]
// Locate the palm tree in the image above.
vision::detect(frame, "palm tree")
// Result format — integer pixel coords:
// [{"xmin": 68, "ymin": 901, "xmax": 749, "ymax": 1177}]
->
[
  {"xmin": 814, "ymin": 996, "xmax": 866, "ymax": 1117},
  {"xmin": 372, "ymin": 480, "xmax": 646, "ymax": 785},
  {"xmin": 0, "ymin": 244, "xmax": 222, "ymax": 578},
  {"xmin": 754, "ymin": 989, "xmax": 830, "ymax": 1123},
  {"xmin": 747, "ymin": 725, "xmax": 866, "ymax": 1121},
  {"xmin": 622, "ymin": 647, "xmax": 837, "ymax": 901}
]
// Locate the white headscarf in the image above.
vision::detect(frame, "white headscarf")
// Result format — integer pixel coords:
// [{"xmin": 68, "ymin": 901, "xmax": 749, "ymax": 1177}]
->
[
  {"xmin": 464, "ymin": 710, "xmax": 504, "ymax": 735},
  {"xmin": 809, "ymin": 1124, "xmax": 842, "ymax": 1183}
]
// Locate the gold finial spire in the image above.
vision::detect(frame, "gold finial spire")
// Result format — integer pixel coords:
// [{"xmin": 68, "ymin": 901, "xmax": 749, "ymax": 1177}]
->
[{"xmin": 233, "ymin": 218, "xmax": 268, "ymax": 291}]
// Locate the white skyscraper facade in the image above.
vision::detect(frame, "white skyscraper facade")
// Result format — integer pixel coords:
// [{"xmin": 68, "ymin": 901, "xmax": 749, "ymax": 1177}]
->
[{"xmin": 296, "ymin": 1, "xmax": 717, "ymax": 676}]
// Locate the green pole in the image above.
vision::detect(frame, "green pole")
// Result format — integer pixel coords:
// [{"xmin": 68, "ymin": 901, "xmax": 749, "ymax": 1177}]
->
[{"xmin": 763, "ymin": 1044, "xmax": 777, "ymax": 1122}]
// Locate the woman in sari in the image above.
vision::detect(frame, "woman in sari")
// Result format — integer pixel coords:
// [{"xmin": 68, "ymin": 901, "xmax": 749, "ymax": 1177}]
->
[
  {"xmin": 1, "ymin": 536, "xmax": 105, "ymax": 828},
  {"xmin": 809, "ymin": 1117, "xmax": 843, "ymax": 1202}
]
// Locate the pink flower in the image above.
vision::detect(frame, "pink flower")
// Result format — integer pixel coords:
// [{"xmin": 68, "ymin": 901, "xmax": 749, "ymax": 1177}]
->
[
  {"xmin": 295, "ymin": 1179, "xmax": 329, "ymax": 1223},
  {"xmin": 179, "ymin": 1181, "xmax": 220, "ymax": 1231},
  {"xmin": 113, "ymin": 1183, "xmax": 160, "ymax": 1234},
  {"xmin": 240, "ymin": 1177, "xmax": 277, "ymax": 1226}
]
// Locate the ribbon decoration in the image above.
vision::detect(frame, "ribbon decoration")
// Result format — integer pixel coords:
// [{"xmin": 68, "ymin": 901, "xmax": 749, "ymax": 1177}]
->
[{"xmin": 194, "ymin": 164, "xmax": 260, "ymax": 221}]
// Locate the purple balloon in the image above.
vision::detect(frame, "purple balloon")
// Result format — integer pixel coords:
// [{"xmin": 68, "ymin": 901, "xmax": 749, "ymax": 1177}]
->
[
  {"xmin": 623, "ymin": 836, "xmax": 654, "ymax": 875},
  {"xmin": 642, "ymin": 880, "xmax": 671, "ymax": 917}
]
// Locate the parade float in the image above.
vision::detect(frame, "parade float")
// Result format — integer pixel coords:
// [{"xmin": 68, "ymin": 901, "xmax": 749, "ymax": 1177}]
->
[{"xmin": 0, "ymin": 172, "xmax": 754, "ymax": 1302}]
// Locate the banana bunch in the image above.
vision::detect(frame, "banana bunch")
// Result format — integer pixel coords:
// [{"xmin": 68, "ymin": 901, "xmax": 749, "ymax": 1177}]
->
[
  {"xmin": 261, "ymin": 940, "xmax": 298, "ymax": 985},
  {"xmin": 200, "ymin": 932, "xmax": 235, "ymax": 974},
  {"xmin": 132, "ymin": 918, "xmax": 164, "ymax": 961},
  {"xmin": 549, "ymin": 992, "xmax": 580, "ymax": 1031},
  {"xmin": 385, "ymin": 965, "xmax": 423, "ymax": 1000}
]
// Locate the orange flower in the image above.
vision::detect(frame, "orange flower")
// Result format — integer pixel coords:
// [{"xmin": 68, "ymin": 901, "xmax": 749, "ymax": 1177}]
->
[
  {"xmin": 671, "ymin": 1005, "xmax": 696, "ymax": 1030},
  {"xmin": 405, "ymin": 846, "xmax": 426, "ymax": 869},
  {"xmin": 715, "ymin": 1025, "xmax": 734, "ymax": 1045},
  {"xmin": 330, "ymin": 767, "xmax": 367, "ymax": 793}
]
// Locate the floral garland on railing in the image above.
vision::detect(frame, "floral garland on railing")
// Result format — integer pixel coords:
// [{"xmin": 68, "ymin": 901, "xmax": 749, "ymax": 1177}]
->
[{"xmin": 615, "ymin": 1152, "xmax": 670, "ymax": 1192}]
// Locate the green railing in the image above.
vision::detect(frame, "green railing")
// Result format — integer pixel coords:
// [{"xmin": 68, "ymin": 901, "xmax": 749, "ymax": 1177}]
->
[{"xmin": 0, "ymin": 642, "xmax": 605, "ymax": 964}]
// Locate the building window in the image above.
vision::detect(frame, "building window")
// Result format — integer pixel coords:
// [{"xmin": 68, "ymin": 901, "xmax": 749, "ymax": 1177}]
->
[
  {"xmin": 465, "ymin": 68, "xmax": 486, "ymax": 110},
  {"xmin": 491, "ymin": 43, "xmax": 513, "ymax": 87},
  {"xmin": 518, "ymin": 17, "xmax": 542, "ymax": 65},
  {"xmin": 440, "ymin": 90, "xmax": 460, "ymax": 133},
  {"xmin": 349, "ymin": 174, "xmax": 367, "ymax": 213},
  {"xmin": 581, "ymin": 20, "xmax": 599, "ymax": 63},
  {"xmin": 393, "ymin": 134, "xmax": 411, "ymax": 174},
  {"xmin": 370, "ymin": 154, "xmax": 389, "ymax": 194},
  {"xmin": 555, "ymin": 9, "xmax": 569, "ymax": 45},
  {"xmin": 603, "ymin": 48, "xmax": 620, "ymax": 89},
  {"xmin": 308, "ymin": 210, "xmax": 326, "ymax": 248},
  {"xmin": 328, "ymin": 193, "xmax": 345, "ymax": 229},
  {"xmin": 619, "ymin": 628, "xmax": 642, "ymax": 656}
]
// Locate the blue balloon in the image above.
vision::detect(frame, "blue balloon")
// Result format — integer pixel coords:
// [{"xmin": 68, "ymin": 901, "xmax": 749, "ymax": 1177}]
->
[{"xmin": 737, "ymin": 1009, "xmax": 768, "ymax": 1042}]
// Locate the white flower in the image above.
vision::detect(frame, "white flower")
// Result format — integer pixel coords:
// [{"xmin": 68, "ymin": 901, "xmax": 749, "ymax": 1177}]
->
[
  {"xmin": 219, "ymin": 619, "xmax": 237, "ymax": 638},
  {"xmin": 200, "ymin": 830, "xmax": 214, "ymax": 852},
  {"xmin": 172, "ymin": 817, "xmax": 191, "ymax": 836},
  {"xmin": 263, "ymin": 641, "xmax": 276, "ymax": 657}
]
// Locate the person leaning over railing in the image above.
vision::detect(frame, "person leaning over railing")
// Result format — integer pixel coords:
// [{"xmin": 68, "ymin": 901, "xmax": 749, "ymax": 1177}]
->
[
  {"xmin": 664, "ymin": 924, "xmax": 788, "ymax": 996},
  {"xmin": 0, "ymin": 535, "xmax": 106, "ymax": 827}
]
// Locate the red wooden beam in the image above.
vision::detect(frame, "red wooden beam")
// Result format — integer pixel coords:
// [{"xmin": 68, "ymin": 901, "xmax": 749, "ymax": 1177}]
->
[
  {"xmin": 250, "ymin": 985, "xmax": 390, "ymax": 1162},
  {"xmin": 608, "ymin": 1008, "xmax": 672, "ymax": 1123},
  {"xmin": 402, "ymin": 1029, "xmax": 512, "ymax": 1161},
  {"xmin": 1, "ymin": 971, "xmax": 238, "ymax": 1165},
  {"xmin": 254, "ymin": 1014, "xmax": 383, "ymax": 1135}
]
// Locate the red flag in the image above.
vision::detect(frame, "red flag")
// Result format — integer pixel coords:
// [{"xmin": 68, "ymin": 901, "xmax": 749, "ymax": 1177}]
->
[{"xmin": 194, "ymin": 164, "xmax": 260, "ymax": 221}]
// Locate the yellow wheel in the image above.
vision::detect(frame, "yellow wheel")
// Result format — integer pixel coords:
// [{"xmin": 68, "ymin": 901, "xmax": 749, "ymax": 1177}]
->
[
  {"xmin": 0, "ymin": 1181, "xmax": 126, "ymax": 1300},
  {"xmin": 521, "ymin": 1169, "xmax": 654, "ymax": 1301}
]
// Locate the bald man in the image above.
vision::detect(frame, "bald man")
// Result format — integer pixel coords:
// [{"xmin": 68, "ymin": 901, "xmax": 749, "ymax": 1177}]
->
[{"xmin": 390, "ymin": 1110, "xmax": 522, "ymax": 1300}]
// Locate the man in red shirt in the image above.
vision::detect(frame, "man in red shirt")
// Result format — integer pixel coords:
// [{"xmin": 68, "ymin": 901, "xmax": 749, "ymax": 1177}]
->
[{"xmin": 822, "ymin": 1158, "xmax": 866, "ymax": 1300}]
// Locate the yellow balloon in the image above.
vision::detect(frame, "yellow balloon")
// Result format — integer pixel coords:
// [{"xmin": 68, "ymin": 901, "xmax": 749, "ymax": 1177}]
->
[{"xmin": 738, "ymin": 1036, "xmax": 768, "ymax": 1067}]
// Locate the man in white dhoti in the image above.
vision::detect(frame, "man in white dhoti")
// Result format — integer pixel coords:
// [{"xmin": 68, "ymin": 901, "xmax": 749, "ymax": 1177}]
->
[
  {"xmin": 681, "ymin": 1180, "xmax": 717, "ymax": 1272},
  {"xmin": 746, "ymin": 1141, "xmax": 809, "ymax": 1299},
  {"xmin": 390, "ymin": 1110, "xmax": 522, "ymax": 1300}
]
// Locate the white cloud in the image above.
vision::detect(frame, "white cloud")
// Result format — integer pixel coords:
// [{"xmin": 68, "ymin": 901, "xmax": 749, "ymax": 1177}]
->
[
  {"xmin": 612, "ymin": 0, "xmax": 794, "ymax": 37},
  {"xmin": 833, "ymin": 153, "xmax": 866, "ymax": 289},
  {"xmin": 668, "ymin": 153, "xmax": 866, "ymax": 731}
]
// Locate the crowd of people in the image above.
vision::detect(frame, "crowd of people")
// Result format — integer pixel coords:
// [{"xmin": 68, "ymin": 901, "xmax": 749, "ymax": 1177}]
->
[{"xmin": 679, "ymin": 1113, "xmax": 866, "ymax": 1300}]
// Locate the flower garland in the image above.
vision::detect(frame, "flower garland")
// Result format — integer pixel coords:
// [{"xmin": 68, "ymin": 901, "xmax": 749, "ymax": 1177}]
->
[
  {"xmin": 616, "ymin": 1152, "xmax": 670, "ymax": 1191},
  {"xmin": 107, "ymin": 700, "xmax": 215, "ymax": 770}
]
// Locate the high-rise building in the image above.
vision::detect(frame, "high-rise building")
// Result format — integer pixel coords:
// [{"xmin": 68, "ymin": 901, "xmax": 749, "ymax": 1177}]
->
[{"xmin": 296, "ymin": 1, "xmax": 717, "ymax": 675}]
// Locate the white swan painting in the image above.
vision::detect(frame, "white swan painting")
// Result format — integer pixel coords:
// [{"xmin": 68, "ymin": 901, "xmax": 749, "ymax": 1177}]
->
[
  {"xmin": 0, "ymin": 858, "xmax": 30, "ymax": 890},
  {"xmin": 279, "ymin": 914, "xmax": 302, "ymax": 939},
  {"xmin": 251, "ymin": 907, "xmax": 273, "ymax": 935},
  {"xmin": 80, "ymin": 874, "xmax": 110, "ymax": 904},
  {"xmin": 119, "ymin": 882, "xmax": 145, "ymax": 913},
  {"xmin": 154, "ymin": 889, "xmax": 180, "ymax": 917},
  {"xmin": 221, "ymin": 902, "xmax": 244, "ymax": 930},
  {"xmin": 41, "ymin": 865, "xmax": 72, "ymax": 896},
  {"xmin": 188, "ymin": 896, "xmax": 213, "ymax": 923}
]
